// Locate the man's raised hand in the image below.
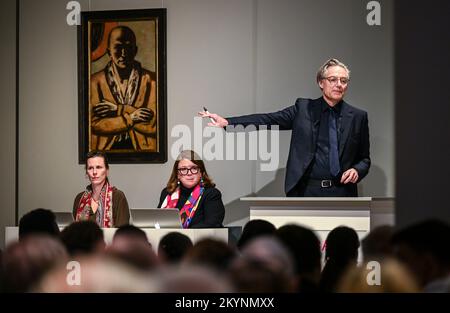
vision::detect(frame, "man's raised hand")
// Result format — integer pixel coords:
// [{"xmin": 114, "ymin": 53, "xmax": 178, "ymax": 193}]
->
[{"xmin": 198, "ymin": 110, "xmax": 229, "ymax": 127}]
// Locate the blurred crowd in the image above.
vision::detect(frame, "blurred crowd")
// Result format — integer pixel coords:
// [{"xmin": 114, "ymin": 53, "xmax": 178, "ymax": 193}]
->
[{"xmin": 0, "ymin": 208, "xmax": 449, "ymax": 293}]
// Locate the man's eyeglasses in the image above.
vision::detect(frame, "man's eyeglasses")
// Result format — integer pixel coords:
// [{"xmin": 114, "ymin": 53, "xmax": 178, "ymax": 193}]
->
[
  {"xmin": 177, "ymin": 166, "xmax": 200, "ymax": 175},
  {"xmin": 323, "ymin": 76, "xmax": 350, "ymax": 86}
]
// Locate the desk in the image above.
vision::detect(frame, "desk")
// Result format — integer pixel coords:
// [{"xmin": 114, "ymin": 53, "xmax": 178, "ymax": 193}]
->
[
  {"xmin": 5, "ymin": 227, "xmax": 228, "ymax": 249},
  {"xmin": 240, "ymin": 197, "xmax": 394, "ymax": 244}
]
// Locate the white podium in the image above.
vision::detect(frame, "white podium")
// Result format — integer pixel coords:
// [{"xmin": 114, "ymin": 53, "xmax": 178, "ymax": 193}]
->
[
  {"xmin": 240, "ymin": 197, "xmax": 394, "ymax": 244},
  {"xmin": 5, "ymin": 227, "xmax": 228, "ymax": 249}
]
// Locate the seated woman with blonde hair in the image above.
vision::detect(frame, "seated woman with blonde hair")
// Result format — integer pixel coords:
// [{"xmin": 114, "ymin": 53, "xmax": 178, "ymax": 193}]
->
[
  {"xmin": 73, "ymin": 151, "xmax": 130, "ymax": 227},
  {"xmin": 158, "ymin": 150, "xmax": 225, "ymax": 228}
]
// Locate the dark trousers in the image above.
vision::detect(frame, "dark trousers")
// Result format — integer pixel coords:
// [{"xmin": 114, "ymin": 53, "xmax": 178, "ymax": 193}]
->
[{"xmin": 287, "ymin": 178, "xmax": 358, "ymax": 197}]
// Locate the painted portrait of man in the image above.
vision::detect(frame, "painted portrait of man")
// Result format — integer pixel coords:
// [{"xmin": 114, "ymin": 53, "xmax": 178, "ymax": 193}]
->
[{"xmin": 89, "ymin": 22, "xmax": 158, "ymax": 152}]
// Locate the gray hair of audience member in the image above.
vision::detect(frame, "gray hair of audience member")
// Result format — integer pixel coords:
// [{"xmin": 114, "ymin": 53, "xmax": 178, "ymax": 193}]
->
[
  {"xmin": 2, "ymin": 235, "xmax": 68, "ymax": 292},
  {"xmin": 361, "ymin": 225, "xmax": 394, "ymax": 262},
  {"xmin": 240, "ymin": 236, "xmax": 294, "ymax": 277},
  {"xmin": 151, "ymin": 264, "xmax": 233, "ymax": 293},
  {"xmin": 36, "ymin": 255, "xmax": 154, "ymax": 292},
  {"xmin": 229, "ymin": 236, "xmax": 296, "ymax": 292},
  {"xmin": 106, "ymin": 234, "xmax": 159, "ymax": 272},
  {"xmin": 337, "ymin": 258, "xmax": 420, "ymax": 293},
  {"xmin": 316, "ymin": 58, "xmax": 350, "ymax": 84}
]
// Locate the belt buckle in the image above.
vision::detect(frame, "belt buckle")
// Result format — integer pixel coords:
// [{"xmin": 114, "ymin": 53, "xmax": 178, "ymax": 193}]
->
[{"xmin": 321, "ymin": 180, "xmax": 332, "ymax": 188}]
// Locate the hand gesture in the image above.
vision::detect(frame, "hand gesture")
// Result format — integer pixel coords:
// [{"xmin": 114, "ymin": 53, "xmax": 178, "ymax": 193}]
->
[
  {"xmin": 198, "ymin": 110, "xmax": 229, "ymax": 127},
  {"xmin": 340, "ymin": 168, "xmax": 359, "ymax": 184},
  {"xmin": 93, "ymin": 101, "xmax": 118, "ymax": 118},
  {"xmin": 131, "ymin": 108, "xmax": 154, "ymax": 123}
]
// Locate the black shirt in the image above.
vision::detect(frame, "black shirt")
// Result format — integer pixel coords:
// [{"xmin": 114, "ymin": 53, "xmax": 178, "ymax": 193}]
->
[{"xmin": 309, "ymin": 98, "xmax": 343, "ymax": 180}]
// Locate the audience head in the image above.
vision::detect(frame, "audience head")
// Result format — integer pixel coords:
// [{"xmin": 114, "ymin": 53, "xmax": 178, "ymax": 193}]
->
[
  {"xmin": 167, "ymin": 150, "xmax": 215, "ymax": 193},
  {"xmin": 237, "ymin": 219, "xmax": 276, "ymax": 250},
  {"xmin": 391, "ymin": 219, "xmax": 450, "ymax": 288},
  {"xmin": 319, "ymin": 226, "xmax": 360, "ymax": 293},
  {"xmin": 325, "ymin": 226, "xmax": 360, "ymax": 264},
  {"xmin": 19, "ymin": 208, "xmax": 60, "ymax": 241},
  {"xmin": 240, "ymin": 236, "xmax": 294, "ymax": 276},
  {"xmin": 106, "ymin": 236, "xmax": 159, "ymax": 272},
  {"xmin": 37, "ymin": 255, "xmax": 153, "ymax": 292},
  {"xmin": 275, "ymin": 224, "xmax": 322, "ymax": 291},
  {"xmin": 113, "ymin": 224, "xmax": 149, "ymax": 244},
  {"xmin": 158, "ymin": 232, "xmax": 193, "ymax": 264},
  {"xmin": 362, "ymin": 225, "xmax": 394, "ymax": 262},
  {"xmin": 2, "ymin": 235, "xmax": 68, "ymax": 292},
  {"xmin": 152, "ymin": 265, "xmax": 232, "ymax": 293},
  {"xmin": 338, "ymin": 258, "xmax": 420, "ymax": 293},
  {"xmin": 229, "ymin": 236, "xmax": 296, "ymax": 292},
  {"xmin": 60, "ymin": 221, "xmax": 105, "ymax": 256},
  {"xmin": 183, "ymin": 238, "xmax": 237, "ymax": 271}
]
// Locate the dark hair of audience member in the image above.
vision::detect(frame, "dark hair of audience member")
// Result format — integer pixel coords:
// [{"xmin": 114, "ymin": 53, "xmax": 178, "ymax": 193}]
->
[
  {"xmin": 113, "ymin": 224, "xmax": 149, "ymax": 244},
  {"xmin": 60, "ymin": 221, "xmax": 105, "ymax": 256},
  {"xmin": 1, "ymin": 235, "xmax": 68, "ymax": 292},
  {"xmin": 18, "ymin": 208, "xmax": 60, "ymax": 241},
  {"xmin": 158, "ymin": 232, "xmax": 193, "ymax": 264},
  {"xmin": 237, "ymin": 219, "xmax": 276, "ymax": 250},
  {"xmin": 319, "ymin": 226, "xmax": 360, "ymax": 292},
  {"xmin": 324, "ymin": 226, "xmax": 360, "ymax": 263},
  {"xmin": 362, "ymin": 225, "xmax": 394, "ymax": 262},
  {"xmin": 183, "ymin": 238, "xmax": 237, "ymax": 271},
  {"xmin": 275, "ymin": 224, "xmax": 321, "ymax": 292},
  {"xmin": 391, "ymin": 219, "xmax": 450, "ymax": 288}
]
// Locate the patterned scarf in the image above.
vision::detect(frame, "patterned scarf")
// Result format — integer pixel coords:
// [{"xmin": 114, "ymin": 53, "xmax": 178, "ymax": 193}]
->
[
  {"xmin": 161, "ymin": 183, "xmax": 205, "ymax": 228},
  {"xmin": 75, "ymin": 182, "xmax": 114, "ymax": 228},
  {"xmin": 106, "ymin": 61, "xmax": 140, "ymax": 106}
]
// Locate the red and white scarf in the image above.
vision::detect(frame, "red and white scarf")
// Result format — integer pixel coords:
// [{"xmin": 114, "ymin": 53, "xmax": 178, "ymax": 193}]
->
[{"xmin": 75, "ymin": 182, "xmax": 114, "ymax": 228}]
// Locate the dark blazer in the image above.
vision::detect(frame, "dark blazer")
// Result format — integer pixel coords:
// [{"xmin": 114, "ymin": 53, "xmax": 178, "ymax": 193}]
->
[
  {"xmin": 157, "ymin": 187, "xmax": 225, "ymax": 228},
  {"xmin": 227, "ymin": 97, "xmax": 371, "ymax": 194}
]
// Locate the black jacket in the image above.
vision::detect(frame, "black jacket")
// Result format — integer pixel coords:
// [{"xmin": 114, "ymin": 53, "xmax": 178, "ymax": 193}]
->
[
  {"xmin": 227, "ymin": 97, "xmax": 371, "ymax": 194},
  {"xmin": 157, "ymin": 186, "xmax": 225, "ymax": 228}
]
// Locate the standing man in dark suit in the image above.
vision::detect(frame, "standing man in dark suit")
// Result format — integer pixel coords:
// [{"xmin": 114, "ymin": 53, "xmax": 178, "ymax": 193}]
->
[{"xmin": 199, "ymin": 58, "xmax": 370, "ymax": 197}]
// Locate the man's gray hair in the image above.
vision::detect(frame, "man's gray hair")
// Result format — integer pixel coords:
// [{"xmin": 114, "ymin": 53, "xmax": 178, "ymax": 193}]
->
[{"xmin": 316, "ymin": 58, "xmax": 350, "ymax": 83}]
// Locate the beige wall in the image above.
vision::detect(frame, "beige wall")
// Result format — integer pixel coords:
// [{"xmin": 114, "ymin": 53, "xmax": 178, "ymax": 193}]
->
[
  {"xmin": 6, "ymin": 0, "xmax": 394, "ymax": 246},
  {"xmin": 253, "ymin": 0, "xmax": 394, "ymax": 198}
]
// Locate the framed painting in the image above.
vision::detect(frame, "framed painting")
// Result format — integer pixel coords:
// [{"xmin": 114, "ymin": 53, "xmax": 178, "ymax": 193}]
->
[{"xmin": 78, "ymin": 9, "xmax": 167, "ymax": 163}]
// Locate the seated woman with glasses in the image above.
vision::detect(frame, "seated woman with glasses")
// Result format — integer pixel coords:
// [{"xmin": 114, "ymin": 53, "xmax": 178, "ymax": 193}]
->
[
  {"xmin": 157, "ymin": 150, "xmax": 225, "ymax": 228},
  {"xmin": 73, "ymin": 151, "xmax": 130, "ymax": 228}
]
